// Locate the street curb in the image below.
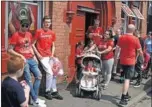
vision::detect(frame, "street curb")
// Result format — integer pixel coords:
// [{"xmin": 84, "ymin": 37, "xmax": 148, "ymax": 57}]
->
[{"xmin": 126, "ymin": 80, "xmax": 152, "ymax": 107}]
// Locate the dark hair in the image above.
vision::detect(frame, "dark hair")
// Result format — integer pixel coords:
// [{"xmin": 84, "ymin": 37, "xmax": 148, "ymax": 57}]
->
[
  {"xmin": 42, "ymin": 16, "xmax": 51, "ymax": 22},
  {"xmin": 106, "ymin": 30, "xmax": 113, "ymax": 38},
  {"xmin": 148, "ymin": 31, "xmax": 152, "ymax": 36},
  {"xmin": 7, "ymin": 56, "xmax": 24, "ymax": 74}
]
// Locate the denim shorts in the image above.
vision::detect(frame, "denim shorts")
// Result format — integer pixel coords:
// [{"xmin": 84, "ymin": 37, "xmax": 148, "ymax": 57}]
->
[{"xmin": 121, "ymin": 65, "xmax": 135, "ymax": 79}]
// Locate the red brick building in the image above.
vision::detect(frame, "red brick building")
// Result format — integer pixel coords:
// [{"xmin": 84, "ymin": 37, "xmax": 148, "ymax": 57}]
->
[{"xmin": 1, "ymin": 1, "xmax": 148, "ymax": 83}]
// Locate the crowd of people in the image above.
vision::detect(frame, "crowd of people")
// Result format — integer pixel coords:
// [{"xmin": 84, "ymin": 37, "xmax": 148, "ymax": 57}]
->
[
  {"xmin": 1, "ymin": 16, "xmax": 152, "ymax": 107},
  {"xmin": 75, "ymin": 19, "xmax": 152, "ymax": 106}
]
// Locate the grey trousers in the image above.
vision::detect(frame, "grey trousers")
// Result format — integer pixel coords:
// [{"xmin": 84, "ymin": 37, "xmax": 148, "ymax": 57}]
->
[{"xmin": 102, "ymin": 58, "xmax": 114, "ymax": 85}]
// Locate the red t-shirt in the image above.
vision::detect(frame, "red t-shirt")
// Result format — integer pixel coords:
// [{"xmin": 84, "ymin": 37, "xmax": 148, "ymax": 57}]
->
[
  {"xmin": 34, "ymin": 29, "xmax": 56, "ymax": 57},
  {"xmin": 87, "ymin": 26, "xmax": 103, "ymax": 45},
  {"xmin": 97, "ymin": 39, "xmax": 114, "ymax": 60},
  {"xmin": 85, "ymin": 66, "xmax": 96, "ymax": 72},
  {"xmin": 9, "ymin": 32, "xmax": 34, "ymax": 59},
  {"xmin": 75, "ymin": 46, "xmax": 84, "ymax": 64},
  {"xmin": 117, "ymin": 34, "xmax": 141, "ymax": 65}
]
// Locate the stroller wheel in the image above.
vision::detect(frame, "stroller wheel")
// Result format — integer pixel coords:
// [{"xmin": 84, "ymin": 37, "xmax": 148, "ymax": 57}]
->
[
  {"xmin": 92, "ymin": 91, "xmax": 97, "ymax": 99},
  {"xmin": 96, "ymin": 90, "xmax": 102, "ymax": 100},
  {"xmin": 80, "ymin": 90, "xmax": 84, "ymax": 97},
  {"xmin": 75, "ymin": 87, "xmax": 80, "ymax": 97}
]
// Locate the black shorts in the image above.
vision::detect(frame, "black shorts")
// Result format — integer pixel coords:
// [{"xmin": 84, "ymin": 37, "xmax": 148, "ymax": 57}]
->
[{"xmin": 121, "ymin": 65, "xmax": 135, "ymax": 79}]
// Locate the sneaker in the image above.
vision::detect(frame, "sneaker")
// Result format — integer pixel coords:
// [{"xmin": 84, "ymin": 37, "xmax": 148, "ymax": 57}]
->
[
  {"xmin": 35, "ymin": 98, "xmax": 45, "ymax": 104},
  {"xmin": 124, "ymin": 95, "xmax": 131, "ymax": 101},
  {"xmin": 45, "ymin": 91, "xmax": 52, "ymax": 100},
  {"xmin": 119, "ymin": 99, "xmax": 128, "ymax": 106},
  {"xmin": 134, "ymin": 82, "xmax": 141, "ymax": 88},
  {"xmin": 51, "ymin": 92, "xmax": 63, "ymax": 100},
  {"xmin": 102, "ymin": 84, "xmax": 108, "ymax": 90},
  {"xmin": 130, "ymin": 80, "xmax": 134, "ymax": 84},
  {"xmin": 33, "ymin": 102, "xmax": 47, "ymax": 107}
]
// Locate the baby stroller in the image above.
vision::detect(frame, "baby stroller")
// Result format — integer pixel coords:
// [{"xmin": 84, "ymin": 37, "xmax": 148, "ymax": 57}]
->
[
  {"xmin": 142, "ymin": 52, "xmax": 151, "ymax": 79},
  {"xmin": 75, "ymin": 52, "xmax": 102, "ymax": 100}
]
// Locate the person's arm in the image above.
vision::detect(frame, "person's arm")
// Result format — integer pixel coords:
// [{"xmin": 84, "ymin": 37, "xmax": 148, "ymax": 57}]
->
[
  {"xmin": 32, "ymin": 40, "xmax": 43, "ymax": 60},
  {"xmin": 85, "ymin": 44, "xmax": 96, "ymax": 53},
  {"xmin": 136, "ymin": 38, "xmax": 144, "ymax": 62},
  {"xmin": 20, "ymin": 83, "xmax": 30, "ymax": 107},
  {"xmin": 97, "ymin": 45, "xmax": 113, "ymax": 55},
  {"xmin": 51, "ymin": 42, "xmax": 55, "ymax": 57},
  {"xmin": 8, "ymin": 44, "xmax": 26, "ymax": 62}
]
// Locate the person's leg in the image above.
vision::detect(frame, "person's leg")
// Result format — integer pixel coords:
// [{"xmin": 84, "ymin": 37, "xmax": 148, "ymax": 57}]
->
[
  {"xmin": 24, "ymin": 61, "xmax": 37, "ymax": 101},
  {"xmin": 29, "ymin": 59, "xmax": 42, "ymax": 96},
  {"xmin": 101, "ymin": 61, "xmax": 107, "ymax": 83},
  {"xmin": 134, "ymin": 55, "xmax": 143, "ymax": 87},
  {"xmin": 51, "ymin": 76, "xmax": 63, "ymax": 100},
  {"xmin": 40, "ymin": 57, "xmax": 53, "ymax": 100},
  {"xmin": 104, "ymin": 58, "xmax": 114, "ymax": 85},
  {"xmin": 120, "ymin": 65, "xmax": 134, "ymax": 105}
]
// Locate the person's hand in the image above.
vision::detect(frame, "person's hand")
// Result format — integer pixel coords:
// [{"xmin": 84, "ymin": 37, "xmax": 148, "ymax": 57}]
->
[
  {"xmin": 20, "ymin": 55, "xmax": 26, "ymax": 63},
  {"xmin": 20, "ymin": 81, "xmax": 30, "ymax": 94},
  {"xmin": 38, "ymin": 54, "xmax": 43, "ymax": 60}
]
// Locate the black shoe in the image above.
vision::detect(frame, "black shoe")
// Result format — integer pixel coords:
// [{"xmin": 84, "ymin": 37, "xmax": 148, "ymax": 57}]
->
[
  {"xmin": 45, "ymin": 91, "xmax": 52, "ymax": 100},
  {"xmin": 119, "ymin": 99, "xmax": 128, "ymax": 106},
  {"xmin": 134, "ymin": 82, "xmax": 141, "ymax": 88},
  {"xmin": 124, "ymin": 92, "xmax": 131, "ymax": 101},
  {"xmin": 51, "ymin": 92, "xmax": 63, "ymax": 100}
]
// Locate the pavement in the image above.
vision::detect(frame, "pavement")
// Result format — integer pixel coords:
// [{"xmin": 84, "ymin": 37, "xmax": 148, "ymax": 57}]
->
[{"xmin": 30, "ymin": 76, "xmax": 152, "ymax": 107}]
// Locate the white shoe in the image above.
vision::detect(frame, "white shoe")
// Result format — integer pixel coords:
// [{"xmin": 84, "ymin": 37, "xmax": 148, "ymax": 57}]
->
[
  {"xmin": 36, "ymin": 98, "xmax": 45, "ymax": 104},
  {"xmin": 33, "ymin": 101, "xmax": 47, "ymax": 107}
]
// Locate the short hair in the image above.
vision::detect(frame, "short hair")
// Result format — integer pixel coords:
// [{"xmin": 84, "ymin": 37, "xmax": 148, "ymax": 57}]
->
[
  {"xmin": 42, "ymin": 16, "xmax": 51, "ymax": 22},
  {"xmin": 7, "ymin": 56, "xmax": 25, "ymax": 74},
  {"xmin": 127, "ymin": 24, "xmax": 136, "ymax": 33}
]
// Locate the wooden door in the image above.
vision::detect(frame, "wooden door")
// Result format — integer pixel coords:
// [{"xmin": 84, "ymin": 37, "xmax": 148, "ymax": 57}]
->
[{"xmin": 67, "ymin": 10, "xmax": 86, "ymax": 83}]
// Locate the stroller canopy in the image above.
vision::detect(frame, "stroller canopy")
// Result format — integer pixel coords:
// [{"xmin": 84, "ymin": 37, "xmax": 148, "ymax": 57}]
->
[{"xmin": 81, "ymin": 53, "xmax": 102, "ymax": 71}]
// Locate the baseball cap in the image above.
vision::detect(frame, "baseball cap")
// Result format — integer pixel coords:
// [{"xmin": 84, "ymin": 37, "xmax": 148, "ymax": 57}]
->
[{"xmin": 20, "ymin": 19, "xmax": 30, "ymax": 25}]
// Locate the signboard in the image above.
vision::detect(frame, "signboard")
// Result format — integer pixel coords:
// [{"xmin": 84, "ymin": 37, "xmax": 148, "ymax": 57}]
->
[{"xmin": 8, "ymin": 1, "xmax": 38, "ymax": 37}]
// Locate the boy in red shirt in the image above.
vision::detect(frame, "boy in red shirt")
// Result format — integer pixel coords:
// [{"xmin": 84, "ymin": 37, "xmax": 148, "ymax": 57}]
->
[
  {"xmin": 115, "ymin": 24, "xmax": 144, "ymax": 106},
  {"xmin": 32, "ymin": 16, "xmax": 63, "ymax": 100}
]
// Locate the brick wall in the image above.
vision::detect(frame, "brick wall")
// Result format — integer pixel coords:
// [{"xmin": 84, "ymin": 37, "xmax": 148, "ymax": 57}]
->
[
  {"xmin": 113, "ymin": 1, "xmax": 122, "ymax": 32},
  {"xmin": 51, "ymin": 2, "xmax": 70, "ymax": 83},
  {"xmin": 44, "ymin": 1, "xmax": 50, "ymax": 16},
  {"xmin": 141, "ymin": 2, "xmax": 148, "ymax": 36}
]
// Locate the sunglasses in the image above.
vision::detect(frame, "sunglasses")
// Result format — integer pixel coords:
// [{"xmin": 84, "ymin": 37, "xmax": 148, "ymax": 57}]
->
[{"xmin": 21, "ymin": 24, "xmax": 29, "ymax": 28}]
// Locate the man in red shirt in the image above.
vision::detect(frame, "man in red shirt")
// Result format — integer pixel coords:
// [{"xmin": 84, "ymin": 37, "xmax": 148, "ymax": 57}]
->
[
  {"xmin": 8, "ymin": 19, "xmax": 46, "ymax": 107},
  {"xmin": 86, "ymin": 19, "xmax": 103, "ymax": 46},
  {"xmin": 115, "ymin": 24, "xmax": 143, "ymax": 106},
  {"xmin": 32, "ymin": 16, "xmax": 63, "ymax": 100}
]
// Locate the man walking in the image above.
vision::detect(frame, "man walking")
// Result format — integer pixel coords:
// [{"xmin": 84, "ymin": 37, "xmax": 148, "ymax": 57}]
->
[
  {"xmin": 32, "ymin": 16, "xmax": 63, "ymax": 100},
  {"xmin": 115, "ymin": 24, "xmax": 144, "ymax": 106}
]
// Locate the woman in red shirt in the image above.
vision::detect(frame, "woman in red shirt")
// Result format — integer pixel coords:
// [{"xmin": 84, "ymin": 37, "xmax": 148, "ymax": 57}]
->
[{"xmin": 97, "ymin": 30, "xmax": 114, "ymax": 89}]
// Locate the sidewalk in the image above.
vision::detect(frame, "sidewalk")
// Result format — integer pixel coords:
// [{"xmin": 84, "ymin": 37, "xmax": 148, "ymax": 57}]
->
[{"xmin": 30, "ymin": 77, "xmax": 151, "ymax": 107}]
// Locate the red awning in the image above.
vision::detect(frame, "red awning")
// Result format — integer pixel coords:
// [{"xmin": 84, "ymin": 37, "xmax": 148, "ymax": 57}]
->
[
  {"xmin": 121, "ymin": 4, "xmax": 136, "ymax": 17},
  {"xmin": 132, "ymin": 7, "xmax": 144, "ymax": 19}
]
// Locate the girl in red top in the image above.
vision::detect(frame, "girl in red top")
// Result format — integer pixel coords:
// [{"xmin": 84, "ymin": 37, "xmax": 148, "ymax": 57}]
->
[
  {"xmin": 75, "ymin": 41, "xmax": 84, "ymax": 81},
  {"xmin": 97, "ymin": 30, "xmax": 114, "ymax": 89}
]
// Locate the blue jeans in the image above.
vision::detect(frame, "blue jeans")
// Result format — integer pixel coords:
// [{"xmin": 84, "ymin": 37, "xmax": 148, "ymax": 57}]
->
[{"xmin": 24, "ymin": 58, "xmax": 42, "ymax": 101}]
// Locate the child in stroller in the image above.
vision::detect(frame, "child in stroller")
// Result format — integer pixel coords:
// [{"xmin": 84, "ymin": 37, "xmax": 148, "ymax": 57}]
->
[
  {"xmin": 75, "ymin": 53, "xmax": 102, "ymax": 100},
  {"xmin": 83, "ymin": 61, "xmax": 97, "ymax": 88}
]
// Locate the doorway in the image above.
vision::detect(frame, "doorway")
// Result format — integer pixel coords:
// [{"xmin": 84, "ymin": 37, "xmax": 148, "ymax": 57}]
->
[{"xmin": 85, "ymin": 12, "xmax": 98, "ymax": 46}]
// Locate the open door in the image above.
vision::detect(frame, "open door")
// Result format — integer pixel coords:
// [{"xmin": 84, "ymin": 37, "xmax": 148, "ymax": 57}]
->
[{"xmin": 67, "ymin": 10, "xmax": 86, "ymax": 83}]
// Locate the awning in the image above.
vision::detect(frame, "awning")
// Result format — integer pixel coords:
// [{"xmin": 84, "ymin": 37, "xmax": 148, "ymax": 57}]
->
[
  {"xmin": 122, "ymin": 4, "xmax": 136, "ymax": 17},
  {"xmin": 132, "ymin": 7, "xmax": 144, "ymax": 19}
]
